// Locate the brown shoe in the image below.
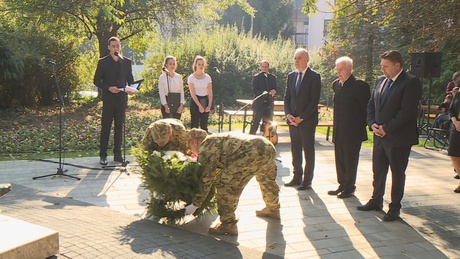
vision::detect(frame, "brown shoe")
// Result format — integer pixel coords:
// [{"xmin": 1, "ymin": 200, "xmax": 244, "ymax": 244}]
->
[
  {"xmin": 208, "ymin": 222, "xmax": 238, "ymax": 235},
  {"xmin": 256, "ymin": 207, "xmax": 280, "ymax": 219}
]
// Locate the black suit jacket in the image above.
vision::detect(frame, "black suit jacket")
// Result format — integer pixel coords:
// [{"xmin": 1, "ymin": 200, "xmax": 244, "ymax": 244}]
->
[
  {"xmin": 284, "ymin": 67, "xmax": 321, "ymax": 124},
  {"xmin": 94, "ymin": 54, "xmax": 134, "ymax": 94},
  {"xmin": 367, "ymin": 70, "xmax": 422, "ymax": 147},
  {"xmin": 252, "ymin": 72, "xmax": 277, "ymax": 113},
  {"xmin": 332, "ymin": 75, "xmax": 370, "ymax": 143}
]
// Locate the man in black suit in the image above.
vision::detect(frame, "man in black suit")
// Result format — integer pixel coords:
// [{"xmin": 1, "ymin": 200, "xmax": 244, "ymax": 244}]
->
[
  {"xmin": 250, "ymin": 60, "xmax": 277, "ymax": 135},
  {"xmin": 94, "ymin": 36, "xmax": 134, "ymax": 165},
  {"xmin": 284, "ymin": 48, "xmax": 321, "ymax": 190},
  {"xmin": 357, "ymin": 50, "xmax": 422, "ymax": 221},
  {"xmin": 328, "ymin": 57, "xmax": 370, "ymax": 198}
]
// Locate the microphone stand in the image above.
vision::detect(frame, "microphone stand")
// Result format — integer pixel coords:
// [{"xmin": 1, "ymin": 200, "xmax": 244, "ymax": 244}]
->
[
  {"xmin": 33, "ymin": 61, "xmax": 81, "ymax": 180},
  {"xmin": 232, "ymin": 92, "xmax": 269, "ymax": 133}
]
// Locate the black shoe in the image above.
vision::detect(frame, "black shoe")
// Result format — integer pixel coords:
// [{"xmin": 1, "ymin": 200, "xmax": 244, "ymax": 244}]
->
[
  {"xmin": 454, "ymin": 174, "xmax": 460, "ymax": 179},
  {"xmin": 114, "ymin": 156, "xmax": 124, "ymax": 163},
  {"xmin": 100, "ymin": 157, "xmax": 108, "ymax": 166},
  {"xmin": 454, "ymin": 187, "xmax": 460, "ymax": 193},
  {"xmin": 284, "ymin": 180, "xmax": 301, "ymax": 187},
  {"xmin": 297, "ymin": 183, "xmax": 312, "ymax": 190},
  {"xmin": 383, "ymin": 210, "xmax": 400, "ymax": 222},
  {"xmin": 327, "ymin": 189, "xmax": 343, "ymax": 195},
  {"xmin": 357, "ymin": 201, "xmax": 383, "ymax": 211},
  {"xmin": 337, "ymin": 191, "xmax": 354, "ymax": 199}
]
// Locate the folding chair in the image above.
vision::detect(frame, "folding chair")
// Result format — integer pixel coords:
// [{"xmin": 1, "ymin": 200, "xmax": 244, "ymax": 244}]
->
[{"xmin": 423, "ymin": 123, "xmax": 450, "ymax": 150}]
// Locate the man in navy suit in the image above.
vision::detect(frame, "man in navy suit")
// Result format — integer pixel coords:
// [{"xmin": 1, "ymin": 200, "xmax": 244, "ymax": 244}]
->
[
  {"xmin": 357, "ymin": 50, "xmax": 422, "ymax": 221},
  {"xmin": 284, "ymin": 48, "xmax": 321, "ymax": 190}
]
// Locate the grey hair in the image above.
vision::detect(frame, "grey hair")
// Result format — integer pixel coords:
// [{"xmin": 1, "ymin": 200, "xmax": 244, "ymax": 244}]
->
[
  {"xmin": 294, "ymin": 48, "xmax": 309, "ymax": 59},
  {"xmin": 335, "ymin": 56, "xmax": 353, "ymax": 70}
]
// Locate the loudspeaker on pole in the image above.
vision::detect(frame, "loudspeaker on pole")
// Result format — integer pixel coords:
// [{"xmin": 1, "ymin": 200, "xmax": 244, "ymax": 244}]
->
[{"xmin": 410, "ymin": 52, "xmax": 442, "ymax": 78}]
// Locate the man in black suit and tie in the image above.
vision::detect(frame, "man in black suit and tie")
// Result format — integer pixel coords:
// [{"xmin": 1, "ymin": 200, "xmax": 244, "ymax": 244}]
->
[
  {"xmin": 357, "ymin": 50, "xmax": 422, "ymax": 221},
  {"xmin": 284, "ymin": 48, "xmax": 321, "ymax": 190},
  {"xmin": 328, "ymin": 56, "xmax": 370, "ymax": 198}
]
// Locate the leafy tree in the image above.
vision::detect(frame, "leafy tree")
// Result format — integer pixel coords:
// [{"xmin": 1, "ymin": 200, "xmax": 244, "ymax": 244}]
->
[
  {"xmin": 3, "ymin": 0, "xmax": 255, "ymax": 58},
  {"xmin": 219, "ymin": 0, "xmax": 295, "ymax": 39},
  {"xmin": 303, "ymin": 0, "xmax": 459, "ymax": 105}
]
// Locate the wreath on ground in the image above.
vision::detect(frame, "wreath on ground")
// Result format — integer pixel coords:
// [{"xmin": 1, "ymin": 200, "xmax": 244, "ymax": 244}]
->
[{"xmin": 133, "ymin": 146, "xmax": 217, "ymax": 225}]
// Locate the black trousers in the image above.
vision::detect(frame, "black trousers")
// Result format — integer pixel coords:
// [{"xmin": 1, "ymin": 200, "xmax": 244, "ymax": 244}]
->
[
  {"xmin": 190, "ymin": 95, "xmax": 209, "ymax": 131},
  {"xmin": 289, "ymin": 120, "xmax": 316, "ymax": 185},
  {"xmin": 249, "ymin": 99, "xmax": 272, "ymax": 135},
  {"xmin": 334, "ymin": 140, "xmax": 362, "ymax": 193},
  {"xmin": 371, "ymin": 142, "xmax": 412, "ymax": 210},
  {"xmin": 99, "ymin": 92, "xmax": 127, "ymax": 158}
]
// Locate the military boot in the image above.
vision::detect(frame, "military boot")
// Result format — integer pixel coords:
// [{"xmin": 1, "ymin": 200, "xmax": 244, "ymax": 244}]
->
[
  {"xmin": 255, "ymin": 207, "xmax": 280, "ymax": 219},
  {"xmin": 208, "ymin": 222, "xmax": 238, "ymax": 235}
]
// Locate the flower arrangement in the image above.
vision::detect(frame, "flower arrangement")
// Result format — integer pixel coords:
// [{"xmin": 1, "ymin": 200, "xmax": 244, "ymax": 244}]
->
[{"xmin": 133, "ymin": 146, "xmax": 217, "ymax": 225}]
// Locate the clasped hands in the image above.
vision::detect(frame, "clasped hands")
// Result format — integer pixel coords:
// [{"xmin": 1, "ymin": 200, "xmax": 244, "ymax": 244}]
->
[
  {"xmin": 199, "ymin": 106, "xmax": 211, "ymax": 113},
  {"xmin": 371, "ymin": 123, "xmax": 387, "ymax": 137},
  {"xmin": 287, "ymin": 114, "xmax": 303, "ymax": 127}
]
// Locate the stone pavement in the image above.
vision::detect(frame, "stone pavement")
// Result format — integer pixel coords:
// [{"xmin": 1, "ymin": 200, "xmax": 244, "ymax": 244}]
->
[{"xmin": 0, "ymin": 129, "xmax": 459, "ymax": 258}]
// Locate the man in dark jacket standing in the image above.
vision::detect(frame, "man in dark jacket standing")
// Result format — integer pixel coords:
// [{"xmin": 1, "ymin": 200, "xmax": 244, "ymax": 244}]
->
[
  {"xmin": 249, "ymin": 60, "xmax": 277, "ymax": 135},
  {"xmin": 94, "ymin": 36, "xmax": 134, "ymax": 165},
  {"xmin": 283, "ymin": 48, "xmax": 321, "ymax": 190},
  {"xmin": 357, "ymin": 50, "xmax": 422, "ymax": 222},
  {"xmin": 328, "ymin": 57, "xmax": 370, "ymax": 198}
]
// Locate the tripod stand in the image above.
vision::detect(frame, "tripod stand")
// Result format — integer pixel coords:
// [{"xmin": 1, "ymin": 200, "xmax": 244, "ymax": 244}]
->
[{"xmin": 33, "ymin": 59, "xmax": 81, "ymax": 180}]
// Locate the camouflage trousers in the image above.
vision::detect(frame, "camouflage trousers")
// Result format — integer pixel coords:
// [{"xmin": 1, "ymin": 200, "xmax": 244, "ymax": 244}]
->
[{"xmin": 215, "ymin": 149, "xmax": 280, "ymax": 224}]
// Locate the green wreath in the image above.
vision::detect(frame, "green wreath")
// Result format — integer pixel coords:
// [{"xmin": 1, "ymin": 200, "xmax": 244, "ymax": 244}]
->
[{"xmin": 133, "ymin": 146, "xmax": 217, "ymax": 225}]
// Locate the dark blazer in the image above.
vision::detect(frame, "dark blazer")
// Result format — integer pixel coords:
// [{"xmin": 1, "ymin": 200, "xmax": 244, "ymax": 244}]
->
[
  {"xmin": 253, "ymin": 72, "xmax": 277, "ymax": 96},
  {"xmin": 332, "ymin": 75, "xmax": 371, "ymax": 143},
  {"xmin": 94, "ymin": 54, "xmax": 134, "ymax": 93},
  {"xmin": 284, "ymin": 67, "xmax": 321, "ymax": 124},
  {"xmin": 252, "ymin": 72, "xmax": 277, "ymax": 113},
  {"xmin": 367, "ymin": 70, "xmax": 422, "ymax": 147}
]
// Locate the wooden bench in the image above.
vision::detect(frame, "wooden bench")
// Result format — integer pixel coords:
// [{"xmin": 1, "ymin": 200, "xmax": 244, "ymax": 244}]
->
[
  {"xmin": 317, "ymin": 121, "xmax": 333, "ymax": 141},
  {"xmin": 222, "ymin": 109, "xmax": 285, "ymax": 132},
  {"xmin": 220, "ymin": 108, "xmax": 333, "ymax": 141},
  {"xmin": 270, "ymin": 121, "xmax": 333, "ymax": 141}
]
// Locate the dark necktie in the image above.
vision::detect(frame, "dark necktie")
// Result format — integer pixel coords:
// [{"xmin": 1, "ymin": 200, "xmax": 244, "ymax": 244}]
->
[
  {"xmin": 295, "ymin": 72, "xmax": 302, "ymax": 95},
  {"xmin": 381, "ymin": 79, "xmax": 393, "ymax": 101}
]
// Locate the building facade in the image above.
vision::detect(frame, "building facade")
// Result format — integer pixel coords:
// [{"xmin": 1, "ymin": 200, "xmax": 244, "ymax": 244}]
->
[{"xmin": 292, "ymin": 0, "xmax": 334, "ymax": 50}]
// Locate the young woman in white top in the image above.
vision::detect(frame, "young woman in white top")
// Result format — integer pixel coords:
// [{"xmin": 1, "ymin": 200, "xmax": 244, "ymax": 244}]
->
[
  {"xmin": 188, "ymin": 55, "xmax": 213, "ymax": 132},
  {"xmin": 158, "ymin": 56, "xmax": 185, "ymax": 119}
]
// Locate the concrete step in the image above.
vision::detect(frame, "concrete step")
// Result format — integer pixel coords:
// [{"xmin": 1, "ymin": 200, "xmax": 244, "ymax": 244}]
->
[{"xmin": 0, "ymin": 215, "xmax": 59, "ymax": 259}]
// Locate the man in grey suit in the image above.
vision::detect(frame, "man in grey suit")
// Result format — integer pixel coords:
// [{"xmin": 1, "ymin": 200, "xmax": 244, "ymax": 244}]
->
[
  {"xmin": 357, "ymin": 50, "xmax": 422, "ymax": 221},
  {"xmin": 284, "ymin": 48, "xmax": 322, "ymax": 190}
]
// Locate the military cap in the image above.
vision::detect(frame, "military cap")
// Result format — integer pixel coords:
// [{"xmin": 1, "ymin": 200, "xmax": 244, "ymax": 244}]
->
[
  {"xmin": 152, "ymin": 120, "xmax": 172, "ymax": 144},
  {"xmin": 186, "ymin": 128, "xmax": 208, "ymax": 143}
]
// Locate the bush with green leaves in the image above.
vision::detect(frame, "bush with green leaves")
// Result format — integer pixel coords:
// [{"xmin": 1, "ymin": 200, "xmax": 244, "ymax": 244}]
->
[{"xmin": 140, "ymin": 25, "xmax": 301, "ymax": 109}]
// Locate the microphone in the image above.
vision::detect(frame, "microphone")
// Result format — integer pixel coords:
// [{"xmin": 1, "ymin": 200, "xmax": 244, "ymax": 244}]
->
[
  {"xmin": 254, "ymin": 91, "xmax": 268, "ymax": 101},
  {"xmin": 162, "ymin": 67, "xmax": 169, "ymax": 73},
  {"xmin": 45, "ymin": 59, "xmax": 55, "ymax": 65},
  {"xmin": 114, "ymin": 51, "xmax": 123, "ymax": 60},
  {"xmin": 213, "ymin": 67, "xmax": 220, "ymax": 74}
]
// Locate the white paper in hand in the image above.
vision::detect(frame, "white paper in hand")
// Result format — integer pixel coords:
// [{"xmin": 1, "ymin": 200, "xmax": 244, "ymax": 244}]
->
[
  {"xmin": 184, "ymin": 204, "xmax": 198, "ymax": 215},
  {"xmin": 120, "ymin": 86, "xmax": 138, "ymax": 94}
]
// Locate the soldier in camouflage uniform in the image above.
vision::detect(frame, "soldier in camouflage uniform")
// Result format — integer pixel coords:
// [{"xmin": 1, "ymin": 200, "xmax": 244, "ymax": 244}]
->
[
  {"xmin": 142, "ymin": 119, "xmax": 187, "ymax": 152},
  {"xmin": 184, "ymin": 129, "xmax": 280, "ymax": 235}
]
